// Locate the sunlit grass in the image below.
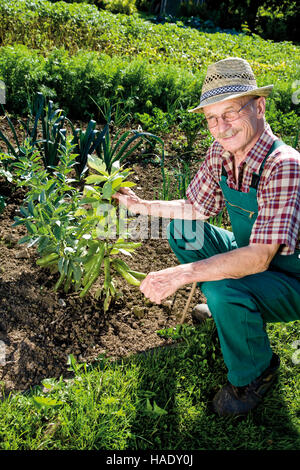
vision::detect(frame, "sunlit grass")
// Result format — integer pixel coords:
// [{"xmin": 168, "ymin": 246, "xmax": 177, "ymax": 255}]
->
[{"xmin": 0, "ymin": 319, "xmax": 299, "ymax": 450}]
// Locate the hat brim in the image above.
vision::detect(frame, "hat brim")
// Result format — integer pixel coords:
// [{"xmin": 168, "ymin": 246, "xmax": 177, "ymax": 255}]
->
[{"xmin": 188, "ymin": 85, "xmax": 274, "ymax": 113}]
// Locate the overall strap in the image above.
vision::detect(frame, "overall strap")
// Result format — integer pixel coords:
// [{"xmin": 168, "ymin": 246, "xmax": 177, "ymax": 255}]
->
[
  {"xmin": 250, "ymin": 139, "xmax": 285, "ymax": 189},
  {"xmin": 221, "ymin": 140, "xmax": 285, "ymax": 187}
]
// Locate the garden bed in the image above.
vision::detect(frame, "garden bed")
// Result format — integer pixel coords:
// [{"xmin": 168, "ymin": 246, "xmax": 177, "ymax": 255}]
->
[{"xmin": 0, "ymin": 119, "xmax": 206, "ymax": 395}]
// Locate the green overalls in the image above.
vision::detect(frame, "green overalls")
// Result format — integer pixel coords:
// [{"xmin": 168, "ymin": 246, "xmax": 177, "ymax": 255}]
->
[{"xmin": 167, "ymin": 140, "xmax": 300, "ymax": 386}]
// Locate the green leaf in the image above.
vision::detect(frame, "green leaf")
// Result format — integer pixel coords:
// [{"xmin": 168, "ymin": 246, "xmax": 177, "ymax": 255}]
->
[
  {"xmin": 120, "ymin": 181, "xmax": 136, "ymax": 188},
  {"xmin": 74, "ymin": 208, "xmax": 88, "ymax": 216},
  {"xmin": 38, "ymin": 190, "xmax": 47, "ymax": 203},
  {"xmin": 41, "ymin": 379, "xmax": 55, "ymax": 390},
  {"xmin": 111, "ymin": 160, "xmax": 120, "ymax": 172},
  {"xmin": 87, "ymin": 155, "xmax": 108, "ymax": 174},
  {"xmin": 67, "ymin": 353, "xmax": 85, "ymax": 373},
  {"xmin": 112, "ymin": 241, "xmax": 141, "ymax": 250},
  {"xmin": 27, "ymin": 200, "xmax": 36, "ymax": 216},
  {"xmin": 110, "ymin": 245, "xmax": 133, "ymax": 256},
  {"xmin": 25, "ymin": 221, "xmax": 37, "ymax": 234},
  {"xmin": 72, "ymin": 263, "xmax": 82, "ymax": 283},
  {"xmin": 85, "ymin": 174, "xmax": 107, "ymax": 184},
  {"xmin": 18, "ymin": 235, "xmax": 33, "ymax": 244},
  {"xmin": 146, "ymin": 398, "xmax": 153, "ymax": 413},
  {"xmin": 63, "ymin": 258, "xmax": 70, "ymax": 275},
  {"xmin": 58, "ymin": 257, "xmax": 65, "ymax": 274},
  {"xmin": 153, "ymin": 401, "xmax": 168, "ymax": 416},
  {"xmin": 102, "ymin": 181, "xmax": 113, "ymax": 199},
  {"xmin": 79, "ymin": 196, "xmax": 101, "ymax": 205},
  {"xmin": 111, "ymin": 176, "xmax": 123, "ymax": 190},
  {"xmin": 53, "ymin": 221, "xmax": 62, "ymax": 240},
  {"xmin": 20, "ymin": 206, "xmax": 29, "ymax": 217},
  {"xmin": 32, "ymin": 396, "xmax": 63, "ymax": 409},
  {"xmin": 145, "ymin": 399, "xmax": 168, "ymax": 416}
]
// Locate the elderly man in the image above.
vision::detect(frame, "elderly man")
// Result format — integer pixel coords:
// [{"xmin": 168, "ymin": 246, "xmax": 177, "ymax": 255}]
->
[{"xmin": 113, "ymin": 57, "xmax": 300, "ymax": 417}]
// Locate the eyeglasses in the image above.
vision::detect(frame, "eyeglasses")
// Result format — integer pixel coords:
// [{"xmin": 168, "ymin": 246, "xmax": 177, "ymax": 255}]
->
[{"xmin": 205, "ymin": 97, "xmax": 257, "ymax": 129}]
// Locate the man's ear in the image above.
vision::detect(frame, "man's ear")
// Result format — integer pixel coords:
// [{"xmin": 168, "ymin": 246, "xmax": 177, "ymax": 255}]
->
[{"xmin": 256, "ymin": 96, "xmax": 266, "ymax": 118}]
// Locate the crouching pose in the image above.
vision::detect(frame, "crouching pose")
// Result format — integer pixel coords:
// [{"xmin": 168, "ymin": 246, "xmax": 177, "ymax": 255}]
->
[{"xmin": 113, "ymin": 57, "xmax": 300, "ymax": 417}]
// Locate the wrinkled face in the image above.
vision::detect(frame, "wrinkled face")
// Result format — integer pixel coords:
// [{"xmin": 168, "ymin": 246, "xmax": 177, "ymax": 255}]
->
[{"xmin": 203, "ymin": 96, "xmax": 265, "ymax": 155}]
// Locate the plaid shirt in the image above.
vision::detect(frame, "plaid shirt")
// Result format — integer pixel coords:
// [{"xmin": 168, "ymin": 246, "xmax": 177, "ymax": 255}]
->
[{"xmin": 186, "ymin": 123, "xmax": 300, "ymax": 255}]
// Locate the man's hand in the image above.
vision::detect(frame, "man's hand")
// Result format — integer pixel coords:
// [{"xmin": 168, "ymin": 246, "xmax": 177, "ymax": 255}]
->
[
  {"xmin": 140, "ymin": 265, "xmax": 185, "ymax": 304},
  {"xmin": 112, "ymin": 186, "xmax": 144, "ymax": 214}
]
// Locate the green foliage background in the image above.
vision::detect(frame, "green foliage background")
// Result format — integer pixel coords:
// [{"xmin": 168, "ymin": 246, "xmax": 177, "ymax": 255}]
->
[
  {"xmin": 179, "ymin": 0, "xmax": 299, "ymax": 43},
  {"xmin": 0, "ymin": 0, "xmax": 299, "ymax": 145}
]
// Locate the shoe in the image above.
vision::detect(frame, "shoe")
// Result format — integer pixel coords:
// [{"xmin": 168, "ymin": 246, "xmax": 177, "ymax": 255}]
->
[
  {"xmin": 192, "ymin": 303, "xmax": 212, "ymax": 323},
  {"xmin": 212, "ymin": 353, "xmax": 280, "ymax": 417}
]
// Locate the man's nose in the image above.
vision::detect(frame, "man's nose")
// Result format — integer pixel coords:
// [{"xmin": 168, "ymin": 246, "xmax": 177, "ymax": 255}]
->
[{"xmin": 216, "ymin": 117, "xmax": 231, "ymax": 133}]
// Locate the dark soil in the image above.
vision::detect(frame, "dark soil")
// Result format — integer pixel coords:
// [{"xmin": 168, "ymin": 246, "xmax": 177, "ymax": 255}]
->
[{"xmin": 0, "ymin": 117, "xmax": 207, "ymax": 394}]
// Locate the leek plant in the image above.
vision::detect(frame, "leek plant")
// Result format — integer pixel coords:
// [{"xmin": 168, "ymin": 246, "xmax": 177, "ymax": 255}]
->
[
  {"xmin": 0, "ymin": 92, "xmax": 44, "ymax": 159},
  {"xmin": 0, "ymin": 92, "xmax": 166, "ymax": 185},
  {"xmin": 0, "ymin": 92, "xmax": 67, "ymax": 170},
  {"xmin": 0, "ymin": 194, "xmax": 5, "ymax": 213},
  {"xmin": 94, "ymin": 104, "xmax": 166, "ymax": 174},
  {"xmin": 68, "ymin": 119, "xmax": 108, "ymax": 180},
  {"xmin": 39, "ymin": 97, "xmax": 67, "ymax": 169}
]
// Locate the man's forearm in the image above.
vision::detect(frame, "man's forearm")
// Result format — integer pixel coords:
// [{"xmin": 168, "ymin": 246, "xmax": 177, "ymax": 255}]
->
[
  {"xmin": 138, "ymin": 198, "xmax": 205, "ymax": 220},
  {"xmin": 176, "ymin": 243, "xmax": 280, "ymax": 285},
  {"xmin": 140, "ymin": 239, "xmax": 280, "ymax": 304},
  {"xmin": 113, "ymin": 187, "xmax": 206, "ymax": 220}
]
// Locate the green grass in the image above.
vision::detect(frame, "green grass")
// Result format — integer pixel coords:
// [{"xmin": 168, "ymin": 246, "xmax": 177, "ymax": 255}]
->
[{"xmin": 0, "ymin": 319, "xmax": 299, "ymax": 450}]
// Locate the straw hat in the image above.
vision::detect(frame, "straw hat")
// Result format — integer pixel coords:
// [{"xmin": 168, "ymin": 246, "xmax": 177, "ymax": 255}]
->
[{"xmin": 189, "ymin": 57, "xmax": 273, "ymax": 113}]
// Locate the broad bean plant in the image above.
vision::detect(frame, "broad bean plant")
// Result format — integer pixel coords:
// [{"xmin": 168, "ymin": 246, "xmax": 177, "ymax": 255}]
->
[{"xmin": 11, "ymin": 143, "xmax": 145, "ymax": 312}]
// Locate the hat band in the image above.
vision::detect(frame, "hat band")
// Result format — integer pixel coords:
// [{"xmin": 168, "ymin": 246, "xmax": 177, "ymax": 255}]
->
[{"xmin": 200, "ymin": 84, "xmax": 256, "ymax": 104}]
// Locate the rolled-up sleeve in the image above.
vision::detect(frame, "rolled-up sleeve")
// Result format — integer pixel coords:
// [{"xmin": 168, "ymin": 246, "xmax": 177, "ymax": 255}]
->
[
  {"xmin": 186, "ymin": 143, "xmax": 225, "ymax": 218},
  {"xmin": 250, "ymin": 150, "xmax": 300, "ymax": 255}
]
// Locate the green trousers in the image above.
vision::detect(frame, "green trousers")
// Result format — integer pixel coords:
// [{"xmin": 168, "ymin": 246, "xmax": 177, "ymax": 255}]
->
[{"xmin": 167, "ymin": 219, "xmax": 300, "ymax": 386}]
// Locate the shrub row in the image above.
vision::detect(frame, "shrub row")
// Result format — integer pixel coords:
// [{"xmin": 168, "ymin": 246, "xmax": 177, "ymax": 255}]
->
[
  {"xmin": 0, "ymin": 2, "xmax": 299, "ymax": 104},
  {"xmin": 0, "ymin": 1, "xmax": 299, "ymax": 141},
  {"xmin": 0, "ymin": 45, "xmax": 201, "ymax": 120},
  {"xmin": 0, "ymin": 1, "xmax": 299, "ymax": 72},
  {"xmin": 0, "ymin": 44, "xmax": 299, "ymax": 144}
]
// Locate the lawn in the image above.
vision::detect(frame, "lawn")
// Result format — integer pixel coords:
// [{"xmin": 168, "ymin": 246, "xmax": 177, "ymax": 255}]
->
[{"xmin": 0, "ymin": 320, "xmax": 299, "ymax": 450}]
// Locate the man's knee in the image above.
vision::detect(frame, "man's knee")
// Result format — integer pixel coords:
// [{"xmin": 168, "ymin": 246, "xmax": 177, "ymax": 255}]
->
[
  {"xmin": 202, "ymin": 278, "xmax": 256, "ymax": 318},
  {"xmin": 202, "ymin": 279, "xmax": 231, "ymax": 314}
]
